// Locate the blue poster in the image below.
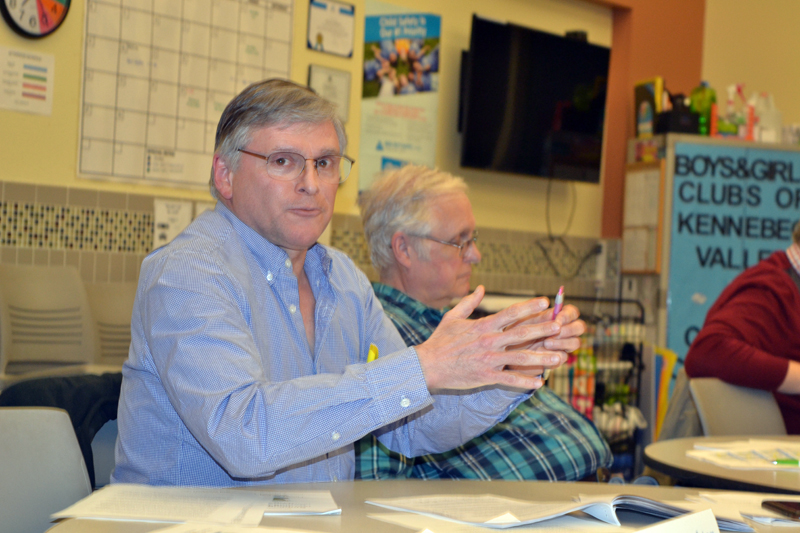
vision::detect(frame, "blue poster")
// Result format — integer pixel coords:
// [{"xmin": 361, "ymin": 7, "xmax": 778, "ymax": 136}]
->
[
  {"xmin": 667, "ymin": 142, "xmax": 800, "ymax": 368},
  {"xmin": 358, "ymin": 3, "xmax": 441, "ymax": 190},
  {"xmin": 362, "ymin": 13, "xmax": 441, "ymax": 98}
]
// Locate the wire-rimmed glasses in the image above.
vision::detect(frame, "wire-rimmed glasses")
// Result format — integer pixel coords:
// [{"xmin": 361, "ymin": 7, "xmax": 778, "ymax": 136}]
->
[
  {"xmin": 237, "ymin": 149, "xmax": 355, "ymax": 184},
  {"xmin": 411, "ymin": 231, "xmax": 479, "ymax": 258}
]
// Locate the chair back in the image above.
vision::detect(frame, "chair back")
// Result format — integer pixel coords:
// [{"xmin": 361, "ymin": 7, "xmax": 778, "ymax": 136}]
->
[
  {"xmin": 0, "ymin": 264, "xmax": 99, "ymax": 375},
  {"xmin": 657, "ymin": 367, "xmax": 703, "ymax": 440},
  {"xmin": 689, "ymin": 377, "xmax": 787, "ymax": 436},
  {"xmin": 0, "ymin": 407, "xmax": 91, "ymax": 533},
  {"xmin": 91, "ymin": 419, "xmax": 118, "ymax": 488},
  {"xmin": 84, "ymin": 282, "xmax": 137, "ymax": 365}
]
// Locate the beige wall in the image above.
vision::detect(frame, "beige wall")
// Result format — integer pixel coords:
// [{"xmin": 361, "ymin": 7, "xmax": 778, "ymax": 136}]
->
[
  {"xmin": 0, "ymin": 0, "xmax": 611, "ymax": 237},
  {"xmin": 702, "ymin": 0, "xmax": 800, "ymax": 127}
]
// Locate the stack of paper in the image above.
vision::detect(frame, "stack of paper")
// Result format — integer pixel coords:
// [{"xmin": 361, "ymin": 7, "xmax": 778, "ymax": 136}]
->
[
  {"xmin": 52, "ymin": 484, "xmax": 340, "ymax": 527},
  {"xmin": 366, "ymin": 493, "xmax": 754, "ymax": 532}
]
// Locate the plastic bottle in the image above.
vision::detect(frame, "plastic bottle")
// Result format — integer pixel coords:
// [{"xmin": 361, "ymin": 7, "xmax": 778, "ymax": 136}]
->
[
  {"xmin": 689, "ymin": 81, "xmax": 717, "ymax": 136},
  {"xmin": 753, "ymin": 92, "xmax": 782, "ymax": 143}
]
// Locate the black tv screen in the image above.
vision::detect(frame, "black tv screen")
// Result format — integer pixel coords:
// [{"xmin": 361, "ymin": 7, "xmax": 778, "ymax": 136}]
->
[{"xmin": 460, "ymin": 15, "xmax": 610, "ymax": 183}]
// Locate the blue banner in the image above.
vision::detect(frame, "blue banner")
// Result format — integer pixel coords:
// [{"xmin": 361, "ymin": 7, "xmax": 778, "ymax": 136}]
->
[
  {"xmin": 359, "ymin": 5, "xmax": 441, "ymax": 190},
  {"xmin": 667, "ymin": 142, "xmax": 800, "ymax": 367},
  {"xmin": 364, "ymin": 14, "xmax": 440, "ymax": 42}
]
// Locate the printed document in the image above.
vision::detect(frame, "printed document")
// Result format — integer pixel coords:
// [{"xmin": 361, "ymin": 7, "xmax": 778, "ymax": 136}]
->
[
  {"xmin": 687, "ymin": 439, "xmax": 800, "ymax": 470},
  {"xmin": 366, "ymin": 493, "xmax": 754, "ymax": 531},
  {"xmin": 368, "ymin": 512, "xmax": 639, "ymax": 532},
  {"xmin": 52, "ymin": 484, "xmax": 340, "ymax": 526},
  {"xmin": 366, "ymin": 494, "xmax": 691, "ymax": 529}
]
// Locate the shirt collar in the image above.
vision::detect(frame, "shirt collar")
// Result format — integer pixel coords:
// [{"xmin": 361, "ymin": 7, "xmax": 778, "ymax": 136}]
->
[
  {"xmin": 372, "ymin": 282, "xmax": 446, "ymax": 322},
  {"xmin": 214, "ymin": 201, "xmax": 332, "ymax": 280},
  {"xmin": 787, "ymin": 242, "xmax": 800, "ymax": 277}
]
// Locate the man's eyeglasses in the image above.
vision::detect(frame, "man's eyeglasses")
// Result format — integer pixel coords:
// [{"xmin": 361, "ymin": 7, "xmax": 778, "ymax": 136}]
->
[
  {"xmin": 237, "ymin": 149, "xmax": 355, "ymax": 184},
  {"xmin": 411, "ymin": 232, "xmax": 479, "ymax": 257}
]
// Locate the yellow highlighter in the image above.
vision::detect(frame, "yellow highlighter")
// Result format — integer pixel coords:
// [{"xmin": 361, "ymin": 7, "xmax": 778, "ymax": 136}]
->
[{"xmin": 367, "ymin": 343, "xmax": 379, "ymax": 362}]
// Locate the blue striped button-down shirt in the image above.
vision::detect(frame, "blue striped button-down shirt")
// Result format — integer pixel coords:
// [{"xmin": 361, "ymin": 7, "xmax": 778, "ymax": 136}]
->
[
  {"xmin": 113, "ymin": 203, "xmax": 527, "ymax": 486},
  {"xmin": 355, "ymin": 283, "xmax": 613, "ymax": 481}
]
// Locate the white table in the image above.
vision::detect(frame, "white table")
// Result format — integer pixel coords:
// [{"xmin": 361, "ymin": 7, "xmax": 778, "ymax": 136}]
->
[
  {"xmin": 645, "ymin": 436, "xmax": 800, "ymax": 494},
  {"xmin": 47, "ymin": 479, "xmax": 800, "ymax": 532}
]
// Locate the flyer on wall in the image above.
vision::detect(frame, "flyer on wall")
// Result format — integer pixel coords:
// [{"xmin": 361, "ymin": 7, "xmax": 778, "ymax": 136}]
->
[{"xmin": 358, "ymin": 1, "xmax": 441, "ymax": 191}]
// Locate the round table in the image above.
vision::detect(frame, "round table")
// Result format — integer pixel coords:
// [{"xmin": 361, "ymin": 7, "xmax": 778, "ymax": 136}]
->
[{"xmin": 645, "ymin": 435, "xmax": 800, "ymax": 494}]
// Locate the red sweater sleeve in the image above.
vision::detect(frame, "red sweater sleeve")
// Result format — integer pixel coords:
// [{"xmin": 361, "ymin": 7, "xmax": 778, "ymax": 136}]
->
[
  {"xmin": 684, "ymin": 252, "xmax": 800, "ymax": 391},
  {"xmin": 684, "ymin": 284, "xmax": 790, "ymax": 390}
]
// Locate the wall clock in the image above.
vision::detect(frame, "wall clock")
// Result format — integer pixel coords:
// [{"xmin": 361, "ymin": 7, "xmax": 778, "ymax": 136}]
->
[{"xmin": 1, "ymin": 0, "xmax": 70, "ymax": 38}]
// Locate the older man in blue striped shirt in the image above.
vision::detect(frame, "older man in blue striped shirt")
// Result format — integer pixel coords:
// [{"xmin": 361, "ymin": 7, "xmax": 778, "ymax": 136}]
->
[{"xmin": 114, "ymin": 79, "xmax": 585, "ymax": 487}]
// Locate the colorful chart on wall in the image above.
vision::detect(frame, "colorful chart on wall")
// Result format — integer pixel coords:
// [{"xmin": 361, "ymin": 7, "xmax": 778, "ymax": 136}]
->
[{"xmin": 78, "ymin": 0, "xmax": 293, "ymax": 187}]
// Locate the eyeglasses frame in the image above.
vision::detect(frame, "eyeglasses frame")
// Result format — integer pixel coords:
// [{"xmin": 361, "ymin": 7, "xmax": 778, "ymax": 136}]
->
[
  {"xmin": 237, "ymin": 148, "xmax": 355, "ymax": 184},
  {"xmin": 409, "ymin": 231, "xmax": 479, "ymax": 258}
]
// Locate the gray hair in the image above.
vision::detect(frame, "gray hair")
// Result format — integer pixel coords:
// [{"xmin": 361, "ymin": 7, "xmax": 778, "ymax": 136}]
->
[
  {"xmin": 209, "ymin": 78, "xmax": 347, "ymax": 199},
  {"xmin": 794, "ymin": 220, "xmax": 800, "ymax": 245},
  {"xmin": 359, "ymin": 165, "xmax": 468, "ymax": 275}
]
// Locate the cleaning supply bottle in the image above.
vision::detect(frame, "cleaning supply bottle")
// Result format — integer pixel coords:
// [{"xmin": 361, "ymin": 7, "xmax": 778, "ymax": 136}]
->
[
  {"xmin": 754, "ymin": 92, "xmax": 782, "ymax": 143},
  {"xmin": 690, "ymin": 81, "xmax": 717, "ymax": 135},
  {"xmin": 715, "ymin": 85, "xmax": 739, "ymax": 136}
]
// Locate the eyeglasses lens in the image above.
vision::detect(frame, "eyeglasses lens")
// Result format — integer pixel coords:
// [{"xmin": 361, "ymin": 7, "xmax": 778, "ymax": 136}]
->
[{"xmin": 265, "ymin": 152, "xmax": 351, "ymax": 183}]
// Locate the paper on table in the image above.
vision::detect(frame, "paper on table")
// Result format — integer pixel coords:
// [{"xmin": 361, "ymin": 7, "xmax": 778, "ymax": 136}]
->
[
  {"xmin": 261, "ymin": 490, "xmax": 341, "ymax": 516},
  {"xmin": 366, "ymin": 493, "xmax": 701, "ymax": 529},
  {"xmin": 366, "ymin": 493, "xmax": 754, "ymax": 532},
  {"xmin": 635, "ymin": 509, "xmax": 720, "ymax": 533},
  {"xmin": 367, "ymin": 512, "xmax": 638, "ymax": 532},
  {"xmin": 693, "ymin": 439, "xmax": 798, "ymax": 451},
  {"xmin": 154, "ymin": 523, "xmax": 321, "ymax": 533},
  {"xmin": 52, "ymin": 484, "xmax": 340, "ymax": 526},
  {"xmin": 687, "ymin": 439, "xmax": 800, "ymax": 470},
  {"xmin": 366, "ymin": 494, "xmax": 598, "ymax": 528}
]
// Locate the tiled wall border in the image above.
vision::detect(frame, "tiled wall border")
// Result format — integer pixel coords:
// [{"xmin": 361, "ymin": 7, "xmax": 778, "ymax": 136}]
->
[
  {"xmin": 0, "ymin": 181, "xmax": 155, "ymax": 283},
  {"xmin": 0, "ymin": 181, "xmax": 622, "ymax": 298},
  {"xmin": 330, "ymin": 213, "xmax": 621, "ymax": 301}
]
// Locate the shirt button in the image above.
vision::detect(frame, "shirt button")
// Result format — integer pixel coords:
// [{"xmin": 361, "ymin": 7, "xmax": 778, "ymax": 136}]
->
[
  {"xmin": 289, "ymin": 304, "xmax": 297, "ymax": 314},
  {"xmin": 266, "ymin": 271, "xmax": 273, "ymax": 281},
  {"xmin": 400, "ymin": 397, "xmax": 411, "ymax": 408},
  {"xmin": 331, "ymin": 431, "xmax": 340, "ymax": 441},
  {"xmin": 284, "ymin": 259, "xmax": 292, "ymax": 269}
]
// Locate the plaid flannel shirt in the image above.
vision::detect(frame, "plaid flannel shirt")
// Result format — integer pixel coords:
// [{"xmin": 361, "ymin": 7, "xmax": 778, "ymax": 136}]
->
[{"xmin": 354, "ymin": 282, "xmax": 613, "ymax": 481}]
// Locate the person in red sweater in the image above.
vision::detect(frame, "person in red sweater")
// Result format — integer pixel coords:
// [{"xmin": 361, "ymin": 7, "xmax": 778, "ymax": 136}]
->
[{"xmin": 684, "ymin": 221, "xmax": 800, "ymax": 433}]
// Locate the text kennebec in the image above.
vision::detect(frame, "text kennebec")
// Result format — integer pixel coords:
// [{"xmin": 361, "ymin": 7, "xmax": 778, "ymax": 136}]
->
[{"xmin": 677, "ymin": 212, "xmax": 795, "ymax": 240}]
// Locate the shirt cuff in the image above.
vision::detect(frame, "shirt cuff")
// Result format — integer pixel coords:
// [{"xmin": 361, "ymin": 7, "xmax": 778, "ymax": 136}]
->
[{"xmin": 363, "ymin": 346, "xmax": 433, "ymax": 426}]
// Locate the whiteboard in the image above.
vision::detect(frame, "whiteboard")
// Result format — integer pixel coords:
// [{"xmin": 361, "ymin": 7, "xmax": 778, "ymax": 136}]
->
[{"xmin": 78, "ymin": 0, "xmax": 294, "ymax": 188}]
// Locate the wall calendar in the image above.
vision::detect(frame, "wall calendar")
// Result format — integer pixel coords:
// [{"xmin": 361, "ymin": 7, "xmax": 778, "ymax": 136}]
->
[{"xmin": 78, "ymin": 0, "xmax": 294, "ymax": 187}]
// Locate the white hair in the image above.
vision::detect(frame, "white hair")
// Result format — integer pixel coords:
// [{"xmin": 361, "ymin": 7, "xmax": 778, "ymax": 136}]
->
[{"xmin": 359, "ymin": 165, "xmax": 467, "ymax": 275}]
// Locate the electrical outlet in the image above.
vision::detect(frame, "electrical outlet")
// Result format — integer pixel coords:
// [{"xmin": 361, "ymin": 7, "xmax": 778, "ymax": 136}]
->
[
  {"xmin": 622, "ymin": 277, "xmax": 638, "ymax": 300},
  {"xmin": 594, "ymin": 240, "xmax": 607, "ymax": 287}
]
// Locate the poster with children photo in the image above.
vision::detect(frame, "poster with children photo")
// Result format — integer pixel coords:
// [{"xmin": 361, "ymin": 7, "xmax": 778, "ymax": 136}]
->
[{"xmin": 363, "ymin": 13, "xmax": 440, "ymax": 98}]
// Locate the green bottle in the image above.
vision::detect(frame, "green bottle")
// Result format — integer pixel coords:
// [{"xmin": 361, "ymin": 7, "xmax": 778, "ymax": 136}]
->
[{"xmin": 690, "ymin": 81, "xmax": 717, "ymax": 135}]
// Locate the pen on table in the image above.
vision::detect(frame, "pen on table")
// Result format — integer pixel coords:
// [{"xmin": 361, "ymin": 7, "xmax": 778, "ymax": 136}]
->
[
  {"xmin": 543, "ymin": 286, "xmax": 564, "ymax": 381},
  {"xmin": 773, "ymin": 459, "xmax": 800, "ymax": 466}
]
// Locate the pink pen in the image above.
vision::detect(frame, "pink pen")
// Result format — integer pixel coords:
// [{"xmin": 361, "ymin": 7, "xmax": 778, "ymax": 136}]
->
[
  {"xmin": 552, "ymin": 286, "xmax": 564, "ymax": 320},
  {"xmin": 542, "ymin": 286, "xmax": 564, "ymax": 382}
]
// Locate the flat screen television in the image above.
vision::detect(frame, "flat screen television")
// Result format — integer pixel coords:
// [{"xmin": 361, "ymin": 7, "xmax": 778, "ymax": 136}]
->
[{"xmin": 460, "ymin": 15, "xmax": 610, "ymax": 183}]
